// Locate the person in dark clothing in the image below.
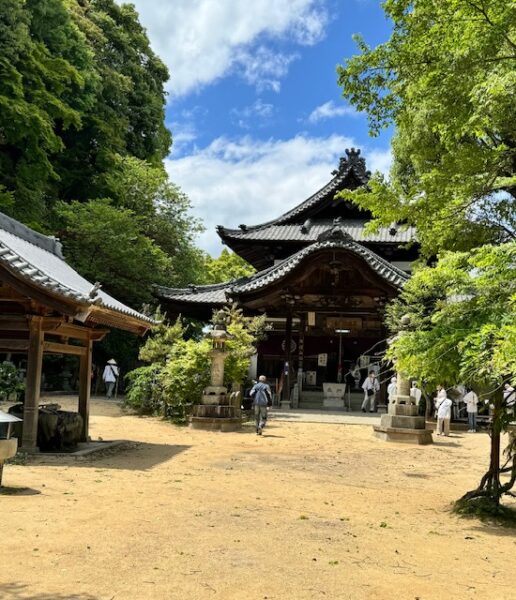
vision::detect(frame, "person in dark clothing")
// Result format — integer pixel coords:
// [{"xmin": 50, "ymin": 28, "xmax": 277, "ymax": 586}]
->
[{"xmin": 250, "ymin": 375, "xmax": 272, "ymax": 435}]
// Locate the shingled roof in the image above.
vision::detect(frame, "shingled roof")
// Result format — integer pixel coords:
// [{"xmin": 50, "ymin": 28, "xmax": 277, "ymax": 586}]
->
[
  {"xmin": 217, "ymin": 220, "xmax": 415, "ymax": 245},
  {"xmin": 0, "ymin": 212, "xmax": 154, "ymax": 332},
  {"xmin": 156, "ymin": 231, "xmax": 410, "ymax": 311}
]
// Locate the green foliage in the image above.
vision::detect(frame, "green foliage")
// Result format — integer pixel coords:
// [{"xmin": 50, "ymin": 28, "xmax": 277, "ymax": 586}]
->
[
  {"xmin": 125, "ymin": 307, "xmax": 266, "ymax": 424},
  {"xmin": 337, "ymin": 0, "xmax": 516, "ymax": 255},
  {"xmin": 386, "ymin": 243, "xmax": 516, "ymax": 391},
  {"xmin": 200, "ymin": 249, "xmax": 255, "ymax": 284},
  {"xmin": 53, "ymin": 198, "xmax": 173, "ymax": 307},
  {"xmin": 104, "ymin": 155, "xmax": 205, "ymax": 287},
  {"xmin": 0, "ymin": 361, "xmax": 24, "ymax": 401}
]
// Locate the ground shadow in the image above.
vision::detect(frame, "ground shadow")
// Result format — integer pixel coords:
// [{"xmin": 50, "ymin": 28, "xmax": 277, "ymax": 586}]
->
[
  {"xmin": 0, "ymin": 583, "xmax": 100, "ymax": 600},
  {"xmin": 0, "ymin": 487, "xmax": 41, "ymax": 496},
  {"xmin": 29, "ymin": 442, "xmax": 191, "ymax": 471}
]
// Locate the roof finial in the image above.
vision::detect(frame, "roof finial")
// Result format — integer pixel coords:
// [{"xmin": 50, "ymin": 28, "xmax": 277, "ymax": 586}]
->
[{"xmin": 332, "ymin": 148, "xmax": 370, "ymax": 181}]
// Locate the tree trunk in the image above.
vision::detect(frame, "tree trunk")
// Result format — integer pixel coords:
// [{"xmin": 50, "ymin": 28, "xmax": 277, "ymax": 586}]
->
[{"xmin": 457, "ymin": 386, "xmax": 510, "ymax": 511}]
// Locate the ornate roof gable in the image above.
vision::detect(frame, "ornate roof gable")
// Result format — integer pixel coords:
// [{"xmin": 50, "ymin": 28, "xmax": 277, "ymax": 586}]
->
[{"xmin": 217, "ymin": 148, "xmax": 371, "ymax": 240}]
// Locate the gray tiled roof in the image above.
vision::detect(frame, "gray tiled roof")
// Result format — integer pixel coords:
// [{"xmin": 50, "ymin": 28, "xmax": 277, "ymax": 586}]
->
[
  {"xmin": 157, "ymin": 237, "xmax": 409, "ymax": 305},
  {"xmin": 218, "ymin": 221, "xmax": 416, "ymax": 244},
  {"xmin": 0, "ymin": 213, "xmax": 154, "ymax": 325}
]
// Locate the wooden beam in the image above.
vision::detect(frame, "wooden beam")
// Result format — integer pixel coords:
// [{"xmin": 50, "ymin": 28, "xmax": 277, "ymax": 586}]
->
[
  {"xmin": 42, "ymin": 318, "xmax": 109, "ymax": 341},
  {"xmin": 0, "ymin": 339, "xmax": 29, "ymax": 351},
  {"xmin": 78, "ymin": 336, "xmax": 93, "ymax": 442},
  {"xmin": 42, "ymin": 341, "xmax": 87, "ymax": 356},
  {"xmin": 20, "ymin": 316, "xmax": 44, "ymax": 453},
  {"xmin": 0, "ymin": 316, "xmax": 29, "ymax": 330}
]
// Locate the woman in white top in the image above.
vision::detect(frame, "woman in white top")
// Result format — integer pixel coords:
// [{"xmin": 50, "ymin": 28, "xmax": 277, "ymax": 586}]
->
[
  {"xmin": 434, "ymin": 385, "xmax": 447, "ymax": 418},
  {"xmin": 436, "ymin": 396, "xmax": 453, "ymax": 436},
  {"xmin": 463, "ymin": 388, "xmax": 479, "ymax": 432},
  {"xmin": 361, "ymin": 371, "xmax": 380, "ymax": 413}
]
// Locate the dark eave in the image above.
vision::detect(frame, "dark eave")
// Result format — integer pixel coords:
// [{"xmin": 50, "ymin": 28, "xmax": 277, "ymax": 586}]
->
[{"xmin": 156, "ymin": 232, "xmax": 410, "ymax": 320}]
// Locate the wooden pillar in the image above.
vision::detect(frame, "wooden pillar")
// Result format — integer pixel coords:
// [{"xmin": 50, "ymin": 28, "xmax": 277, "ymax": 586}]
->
[
  {"xmin": 78, "ymin": 336, "xmax": 93, "ymax": 442},
  {"xmin": 21, "ymin": 316, "xmax": 44, "ymax": 453},
  {"xmin": 282, "ymin": 311, "xmax": 293, "ymax": 404},
  {"xmin": 296, "ymin": 314, "xmax": 306, "ymax": 407}
]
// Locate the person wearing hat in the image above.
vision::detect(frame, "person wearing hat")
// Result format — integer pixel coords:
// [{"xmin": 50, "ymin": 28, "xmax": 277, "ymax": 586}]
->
[{"xmin": 102, "ymin": 359, "xmax": 119, "ymax": 399}]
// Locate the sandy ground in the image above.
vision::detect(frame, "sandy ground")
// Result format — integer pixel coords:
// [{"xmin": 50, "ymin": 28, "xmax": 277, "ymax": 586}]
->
[{"xmin": 1, "ymin": 398, "xmax": 515, "ymax": 600}]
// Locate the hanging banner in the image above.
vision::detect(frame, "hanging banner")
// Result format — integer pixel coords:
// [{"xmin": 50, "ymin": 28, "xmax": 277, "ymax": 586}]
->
[{"xmin": 318, "ymin": 353, "xmax": 328, "ymax": 367}]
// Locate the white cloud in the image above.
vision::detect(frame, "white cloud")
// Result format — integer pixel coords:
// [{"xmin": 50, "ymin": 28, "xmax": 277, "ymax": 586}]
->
[
  {"xmin": 120, "ymin": 0, "xmax": 329, "ymax": 96},
  {"xmin": 231, "ymin": 99, "xmax": 276, "ymax": 129},
  {"xmin": 308, "ymin": 100, "xmax": 358, "ymax": 123},
  {"xmin": 165, "ymin": 135, "xmax": 391, "ymax": 255}
]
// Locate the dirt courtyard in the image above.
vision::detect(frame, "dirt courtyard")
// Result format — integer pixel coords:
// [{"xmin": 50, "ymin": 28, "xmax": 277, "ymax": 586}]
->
[{"xmin": 1, "ymin": 399, "xmax": 515, "ymax": 600}]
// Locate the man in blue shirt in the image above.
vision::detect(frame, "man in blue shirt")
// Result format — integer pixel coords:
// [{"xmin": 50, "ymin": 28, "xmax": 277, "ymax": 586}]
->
[{"xmin": 250, "ymin": 375, "xmax": 272, "ymax": 435}]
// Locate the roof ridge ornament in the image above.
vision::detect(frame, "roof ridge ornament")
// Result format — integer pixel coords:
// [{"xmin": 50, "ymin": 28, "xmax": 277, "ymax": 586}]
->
[
  {"xmin": 317, "ymin": 222, "xmax": 353, "ymax": 243},
  {"xmin": 332, "ymin": 147, "xmax": 370, "ymax": 181}
]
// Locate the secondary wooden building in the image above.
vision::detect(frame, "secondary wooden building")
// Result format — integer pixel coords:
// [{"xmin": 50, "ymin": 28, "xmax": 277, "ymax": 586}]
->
[
  {"xmin": 0, "ymin": 212, "xmax": 153, "ymax": 451},
  {"xmin": 156, "ymin": 149, "xmax": 418, "ymax": 408}
]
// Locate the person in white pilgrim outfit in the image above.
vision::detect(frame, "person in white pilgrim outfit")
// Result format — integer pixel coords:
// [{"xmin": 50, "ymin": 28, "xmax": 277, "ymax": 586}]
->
[
  {"xmin": 463, "ymin": 388, "xmax": 479, "ymax": 432},
  {"xmin": 436, "ymin": 396, "xmax": 453, "ymax": 436},
  {"xmin": 504, "ymin": 383, "xmax": 515, "ymax": 417},
  {"xmin": 102, "ymin": 359, "xmax": 119, "ymax": 399},
  {"xmin": 361, "ymin": 371, "xmax": 380, "ymax": 413},
  {"xmin": 434, "ymin": 385, "xmax": 447, "ymax": 418},
  {"xmin": 387, "ymin": 376, "xmax": 397, "ymax": 405},
  {"xmin": 410, "ymin": 381, "xmax": 422, "ymax": 406}
]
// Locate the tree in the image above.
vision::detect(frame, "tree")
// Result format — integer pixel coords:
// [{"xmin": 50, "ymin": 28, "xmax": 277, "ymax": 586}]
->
[
  {"xmin": 337, "ymin": 0, "xmax": 516, "ymax": 256},
  {"xmin": 0, "ymin": 0, "xmax": 94, "ymax": 223},
  {"xmin": 53, "ymin": 198, "xmax": 174, "ymax": 307},
  {"xmin": 103, "ymin": 155, "xmax": 205, "ymax": 287},
  {"xmin": 201, "ymin": 249, "xmax": 255, "ymax": 284},
  {"xmin": 386, "ymin": 243, "xmax": 516, "ymax": 512},
  {"xmin": 57, "ymin": 0, "xmax": 171, "ymax": 201},
  {"xmin": 125, "ymin": 307, "xmax": 266, "ymax": 423}
]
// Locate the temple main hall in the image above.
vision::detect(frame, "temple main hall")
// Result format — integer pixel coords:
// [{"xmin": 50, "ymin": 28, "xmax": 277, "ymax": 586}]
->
[{"xmin": 156, "ymin": 149, "xmax": 418, "ymax": 410}]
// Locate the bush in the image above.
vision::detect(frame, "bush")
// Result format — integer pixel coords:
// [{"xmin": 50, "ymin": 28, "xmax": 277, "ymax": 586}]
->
[
  {"xmin": 125, "ymin": 307, "xmax": 266, "ymax": 425},
  {"xmin": 0, "ymin": 361, "xmax": 24, "ymax": 402}
]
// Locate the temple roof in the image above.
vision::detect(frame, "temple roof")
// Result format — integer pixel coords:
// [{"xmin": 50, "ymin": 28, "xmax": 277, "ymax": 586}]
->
[
  {"xmin": 0, "ymin": 212, "xmax": 154, "ymax": 332},
  {"xmin": 218, "ymin": 220, "xmax": 415, "ymax": 244},
  {"xmin": 216, "ymin": 149, "xmax": 417, "ymax": 270},
  {"xmin": 156, "ymin": 230, "xmax": 410, "ymax": 311}
]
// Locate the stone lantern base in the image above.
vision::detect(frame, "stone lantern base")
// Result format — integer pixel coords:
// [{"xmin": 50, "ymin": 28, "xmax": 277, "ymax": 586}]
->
[
  {"xmin": 373, "ymin": 403, "xmax": 432, "ymax": 445},
  {"xmin": 191, "ymin": 386, "xmax": 242, "ymax": 431}
]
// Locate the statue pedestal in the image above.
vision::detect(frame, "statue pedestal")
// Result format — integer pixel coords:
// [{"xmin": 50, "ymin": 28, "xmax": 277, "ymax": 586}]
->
[{"xmin": 374, "ymin": 403, "xmax": 432, "ymax": 444}]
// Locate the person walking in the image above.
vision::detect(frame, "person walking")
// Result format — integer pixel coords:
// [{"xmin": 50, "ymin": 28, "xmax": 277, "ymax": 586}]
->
[
  {"xmin": 464, "ymin": 388, "xmax": 479, "ymax": 432},
  {"xmin": 102, "ymin": 359, "xmax": 119, "ymax": 399},
  {"xmin": 250, "ymin": 375, "xmax": 272, "ymax": 435},
  {"xmin": 361, "ymin": 371, "xmax": 380, "ymax": 413},
  {"xmin": 436, "ymin": 395, "xmax": 453, "ymax": 436}
]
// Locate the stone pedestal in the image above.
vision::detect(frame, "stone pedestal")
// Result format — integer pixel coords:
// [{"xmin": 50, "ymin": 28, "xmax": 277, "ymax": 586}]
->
[
  {"xmin": 280, "ymin": 400, "xmax": 291, "ymax": 410},
  {"xmin": 373, "ymin": 374, "xmax": 432, "ymax": 444},
  {"xmin": 191, "ymin": 328, "xmax": 242, "ymax": 431},
  {"xmin": 323, "ymin": 398, "xmax": 345, "ymax": 409}
]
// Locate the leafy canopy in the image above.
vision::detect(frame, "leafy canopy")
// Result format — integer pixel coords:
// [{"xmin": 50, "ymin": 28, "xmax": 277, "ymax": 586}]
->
[
  {"xmin": 337, "ymin": 0, "xmax": 516, "ymax": 255},
  {"xmin": 386, "ymin": 243, "xmax": 516, "ymax": 391}
]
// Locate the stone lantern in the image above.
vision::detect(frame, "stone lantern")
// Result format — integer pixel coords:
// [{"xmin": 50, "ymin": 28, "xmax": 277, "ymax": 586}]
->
[
  {"xmin": 373, "ymin": 315, "xmax": 433, "ymax": 444},
  {"xmin": 0, "ymin": 410, "xmax": 22, "ymax": 487},
  {"xmin": 190, "ymin": 310, "xmax": 242, "ymax": 431}
]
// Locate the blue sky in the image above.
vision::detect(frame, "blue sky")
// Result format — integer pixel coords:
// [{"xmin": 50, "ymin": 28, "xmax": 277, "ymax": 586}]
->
[{"xmin": 125, "ymin": 0, "xmax": 393, "ymax": 255}]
